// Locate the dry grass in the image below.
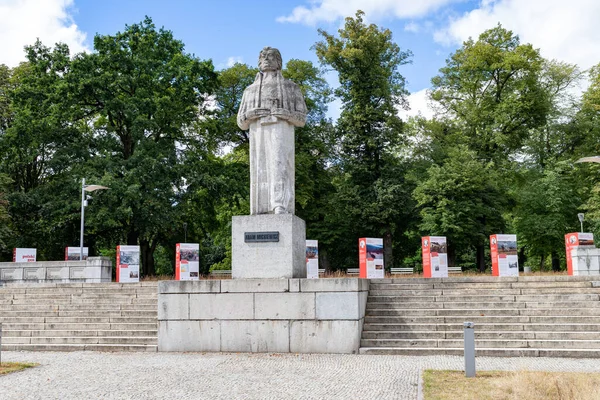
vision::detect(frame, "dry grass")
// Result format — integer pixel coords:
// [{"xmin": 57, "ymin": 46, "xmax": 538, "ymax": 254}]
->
[
  {"xmin": 423, "ymin": 370, "xmax": 600, "ymax": 400},
  {"xmin": 0, "ymin": 362, "xmax": 37, "ymax": 375}
]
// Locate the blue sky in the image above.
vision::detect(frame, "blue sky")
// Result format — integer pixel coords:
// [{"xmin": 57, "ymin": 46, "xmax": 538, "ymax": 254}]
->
[
  {"xmin": 69, "ymin": 0, "xmax": 474, "ymax": 93},
  {"xmin": 2, "ymin": 0, "xmax": 600, "ymax": 118}
]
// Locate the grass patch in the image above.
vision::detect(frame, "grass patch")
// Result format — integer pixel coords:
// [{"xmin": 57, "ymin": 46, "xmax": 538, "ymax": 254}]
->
[
  {"xmin": 0, "ymin": 362, "xmax": 38, "ymax": 375},
  {"xmin": 423, "ymin": 370, "xmax": 600, "ymax": 400}
]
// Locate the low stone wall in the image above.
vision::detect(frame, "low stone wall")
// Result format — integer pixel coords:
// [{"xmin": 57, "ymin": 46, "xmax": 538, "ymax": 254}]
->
[
  {"xmin": 571, "ymin": 247, "xmax": 600, "ymax": 275},
  {"xmin": 158, "ymin": 278, "xmax": 369, "ymax": 354},
  {"xmin": 0, "ymin": 257, "xmax": 112, "ymax": 284}
]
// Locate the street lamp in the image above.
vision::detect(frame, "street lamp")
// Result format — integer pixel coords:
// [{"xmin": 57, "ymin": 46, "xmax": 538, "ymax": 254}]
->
[
  {"xmin": 576, "ymin": 156, "xmax": 600, "ymax": 164},
  {"xmin": 80, "ymin": 178, "xmax": 109, "ymax": 260},
  {"xmin": 578, "ymin": 213, "xmax": 585, "ymax": 233}
]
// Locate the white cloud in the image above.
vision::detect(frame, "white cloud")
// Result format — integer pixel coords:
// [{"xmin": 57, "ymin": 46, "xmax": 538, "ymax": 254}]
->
[
  {"xmin": 434, "ymin": 0, "xmax": 600, "ymax": 70},
  {"xmin": 399, "ymin": 88, "xmax": 435, "ymax": 120},
  {"xmin": 226, "ymin": 56, "xmax": 244, "ymax": 67},
  {"xmin": 0, "ymin": 0, "xmax": 88, "ymax": 67},
  {"xmin": 277, "ymin": 0, "xmax": 460, "ymax": 25},
  {"xmin": 404, "ymin": 22, "xmax": 420, "ymax": 33}
]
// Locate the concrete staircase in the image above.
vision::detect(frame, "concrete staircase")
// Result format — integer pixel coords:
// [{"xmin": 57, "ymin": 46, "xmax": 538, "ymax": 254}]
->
[
  {"xmin": 360, "ymin": 276, "xmax": 600, "ymax": 357},
  {"xmin": 0, "ymin": 282, "xmax": 158, "ymax": 352}
]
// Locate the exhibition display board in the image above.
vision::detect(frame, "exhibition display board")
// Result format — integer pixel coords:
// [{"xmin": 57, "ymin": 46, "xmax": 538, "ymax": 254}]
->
[
  {"xmin": 175, "ymin": 243, "xmax": 200, "ymax": 281},
  {"xmin": 422, "ymin": 236, "xmax": 448, "ymax": 278},
  {"xmin": 116, "ymin": 245, "xmax": 140, "ymax": 283},
  {"xmin": 359, "ymin": 238, "xmax": 384, "ymax": 279},
  {"xmin": 13, "ymin": 248, "xmax": 36, "ymax": 263},
  {"xmin": 306, "ymin": 240, "xmax": 319, "ymax": 279},
  {"xmin": 490, "ymin": 234, "xmax": 519, "ymax": 277},
  {"xmin": 565, "ymin": 232, "xmax": 595, "ymax": 275},
  {"xmin": 65, "ymin": 247, "xmax": 88, "ymax": 261}
]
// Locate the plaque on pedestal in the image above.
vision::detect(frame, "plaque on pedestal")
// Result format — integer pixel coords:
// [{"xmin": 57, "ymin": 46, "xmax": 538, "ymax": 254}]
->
[{"xmin": 232, "ymin": 214, "xmax": 306, "ymax": 279}]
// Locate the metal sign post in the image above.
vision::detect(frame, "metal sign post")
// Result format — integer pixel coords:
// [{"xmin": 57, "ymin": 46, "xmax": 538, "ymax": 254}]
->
[{"xmin": 464, "ymin": 321, "xmax": 475, "ymax": 377}]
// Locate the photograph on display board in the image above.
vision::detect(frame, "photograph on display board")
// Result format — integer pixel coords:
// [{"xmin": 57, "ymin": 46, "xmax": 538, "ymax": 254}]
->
[
  {"xmin": 430, "ymin": 240, "xmax": 447, "ymax": 254},
  {"xmin": 306, "ymin": 245, "xmax": 318, "ymax": 259},
  {"xmin": 180, "ymin": 248, "xmax": 200, "ymax": 262},
  {"xmin": 66, "ymin": 247, "xmax": 88, "ymax": 260},
  {"xmin": 366, "ymin": 243, "xmax": 383, "ymax": 259},
  {"xmin": 120, "ymin": 249, "xmax": 139, "ymax": 265},
  {"xmin": 579, "ymin": 237, "xmax": 594, "ymax": 246},
  {"xmin": 497, "ymin": 240, "xmax": 517, "ymax": 255}
]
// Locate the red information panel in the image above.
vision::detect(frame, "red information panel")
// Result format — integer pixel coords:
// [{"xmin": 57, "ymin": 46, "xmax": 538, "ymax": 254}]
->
[
  {"xmin": 175, "ymin": 243, "xmax": 200, "ymax": 281},
  {"xmin": 358, "ymin": 238, "xmax": 384, "ymax": 278},
  {"xmin": 116, "ymin": 245, "xmax": 140, "ymax": 283},
  {"xmin": 422, "ymin": 236, "xmax": 448, "ymax": 278},
  {"xmin": 490, "ymin": 234, "xmax": 518, "ymax": 277},
  {"xmin": 565, "ymin": 232, "xmax": 594, "ymax": 275}
]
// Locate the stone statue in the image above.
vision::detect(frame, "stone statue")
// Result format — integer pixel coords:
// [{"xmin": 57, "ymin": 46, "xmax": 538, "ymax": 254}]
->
[{"xmin": 237, "ymin": 47, "xmax": 307, "ymax": 215}]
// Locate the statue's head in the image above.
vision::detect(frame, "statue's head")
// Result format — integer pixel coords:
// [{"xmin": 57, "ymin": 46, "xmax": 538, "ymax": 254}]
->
[{"xmin": 258, "ymin": 47, "xmax": 282, "ymax": 72}]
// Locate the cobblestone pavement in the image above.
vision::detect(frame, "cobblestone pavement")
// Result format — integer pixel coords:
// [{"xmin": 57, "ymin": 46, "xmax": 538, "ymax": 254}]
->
[{"xmin": 2, "ymin": 351, "xmax": 600, "ymax": 399}]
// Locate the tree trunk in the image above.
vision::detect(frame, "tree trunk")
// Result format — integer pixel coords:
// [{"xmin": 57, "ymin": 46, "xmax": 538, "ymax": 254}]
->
[
  {"xmin": 140, "ymin": 239, "xmax": 156, "ymax": 277},
  {"xmin": 476, "ymin": 244, "xmax": 486, "ymax": 272},
  {"xmin": 540, "ymin": 253, "xmax": 546, "ymax": 271},
  {"xmin": 320, "ymin": 248, "xmax": 330, "ymax": 272},
  {"xmin": 518, "ymin": 246, "xmax": 526, "ymax": 271},
  {"xmin": 551, "ymin": 251, "xmax": 560, "ymax": 272},
  {"xmin": 447, "ymin": 244, "xmax": 456, "ymax": 269},
  {"xmin": 383, "ymin": 230, "xmax": 393, "ymax": 269}
]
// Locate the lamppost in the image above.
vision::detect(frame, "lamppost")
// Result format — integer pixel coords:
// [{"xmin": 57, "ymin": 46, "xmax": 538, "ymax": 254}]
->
[
  {"xmin": 80, "ymin": 178, "xmax": 109, "ymax": 260},
  {"xmin": 578, "ymin": 213, "xmax": 585, "ymax": 233}
]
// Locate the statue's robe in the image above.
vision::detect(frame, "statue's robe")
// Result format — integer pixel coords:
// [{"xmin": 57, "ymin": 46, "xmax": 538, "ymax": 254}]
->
[{"xmin": 237, "ymin": 71, "xmax": 307, "ymax": 215}]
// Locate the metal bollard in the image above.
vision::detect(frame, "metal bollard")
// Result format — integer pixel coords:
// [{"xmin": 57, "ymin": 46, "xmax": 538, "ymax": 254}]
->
[{"xmin": 464, "ymin": 321, "xmax": 475, "ymax": 377}]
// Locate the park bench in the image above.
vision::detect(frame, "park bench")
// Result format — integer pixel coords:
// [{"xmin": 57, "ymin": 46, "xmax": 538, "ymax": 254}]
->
[
  {"xmin": 318, "ymin": 269, "xmax": 325, "ymax": 275},
  {"xmin": 347, "ymin": 268, "xmax": 360, "ymax": 275},
  {"xmin": 210, "ymin": 270, "xmax": 232, "ymax": 277},
  {"xmin": 390, "ymin": 267, "xmax": 414, "ymax": 275},
  {"xmin": 448, "ymin": 266, "xmax": 462, "ymax": 274}
]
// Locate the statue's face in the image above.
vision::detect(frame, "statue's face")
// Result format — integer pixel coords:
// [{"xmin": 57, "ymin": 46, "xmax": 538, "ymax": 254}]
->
[{"xmin": 259, "ymin": 49, "xmax": 282, "ymax": 72}]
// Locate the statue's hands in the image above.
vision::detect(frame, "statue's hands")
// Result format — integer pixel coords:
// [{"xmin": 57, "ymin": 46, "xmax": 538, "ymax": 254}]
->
[{"xmin": 246, "ymin": 108, "xmax": 270, "ymax": 119}]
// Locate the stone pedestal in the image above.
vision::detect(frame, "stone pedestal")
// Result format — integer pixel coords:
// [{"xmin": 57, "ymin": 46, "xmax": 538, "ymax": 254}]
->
[
  {"xmin": 232, "ymin": 214, "xmax": 306, "ymax": 279},
  {"xmin": 571, "ymin": 247, "xmax": 600, "ymax": 276},
  {"xmin": 158, "ymin": 278, "xmax": 369, "ymax": 354}
]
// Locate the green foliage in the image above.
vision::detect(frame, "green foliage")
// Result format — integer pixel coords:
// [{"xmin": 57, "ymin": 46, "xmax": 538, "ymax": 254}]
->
[
  {"xmin": 431, "ymin": 25, "xmax": 547, "ymax": 161},
  {"xmin": 414, "ymin": 146, "xmax": 506, "ymax": 258}
]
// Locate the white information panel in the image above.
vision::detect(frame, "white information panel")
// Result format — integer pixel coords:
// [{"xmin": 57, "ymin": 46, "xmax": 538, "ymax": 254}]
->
[
  {"xmin": 65, "ymin": 247, "xmax": 88, "ymax": 260},
  {"xmin": 176, "ymin": 243, "xmax": 200, "ymax": 281},
  {"xmin": 13, "ymin": 248, "xmax": 36, "ymax": 262},
  {"xmin": 117, "ymin": 245, "xmax": 140, "ymax": 283},
  {"xmin": 306, "ymin": 240, "xmax": 319, "ymax": 279}
]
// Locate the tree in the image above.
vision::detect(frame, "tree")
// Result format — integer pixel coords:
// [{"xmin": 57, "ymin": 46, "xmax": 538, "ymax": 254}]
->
[
  {"xmin": 69, "ymin": 17, "xmax": 218, "ymax": 275},
  {"xmin": 413, "ymin": 146, "xmax": 507, "ymax": 271},
  {"xmin": 314, "ymin": 11, "xmax": 413, "ymax": 268},
  {"xmin": 431, "ymin": 25, "xmax": 548, "ymax": 161},
  {"xmin": 513, "ymin": 162, "xmax": 581, "ymax": 270}
]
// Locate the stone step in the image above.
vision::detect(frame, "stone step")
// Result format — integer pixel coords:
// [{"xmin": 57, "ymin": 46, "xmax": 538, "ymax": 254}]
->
[
  {"xmin": 360, "ymin": 338, "xmax": 600, "ymax": 349},
  {"xmin": 362, "ymin": 330, "xmax": 600, "ymax": 340},
  {"xmin": 2, "ymin": 336, "xmax": 158, "ymax": 345},
  {"xmin": 368, "ymin": 294, "xmax": 600, "ymax": 302},
  {"xmin": 363, "ymin": 315, "xmax": 600, "ymax": 324},
  {"xmin": 0, "ymin": 303, "xmax": 156, "ymax": 311},
  {"xmin": 362, "ymin": 323, "xmax": 600, "ymax": 332},
  {"xmin": 2, "ymin": 329, "xmax": 157, "ymax": 337},
  {"xmin": 0, "ymin": 316, "xmax": 156, "ymax": 324},
  {"xmin": 0, "ymin": 310, "xmax": 156, "ymax": 318},
  {"xmin": 2, "ymin": 322, "xmax": 157, "ymax": 330},
  {"xmin": 366, "ymin": 308, "xmax": 600, "ymax": 317},
  {"xmin": 0, "ymin": 343, "xmax": 158, "ymax": 352},
  {"xmin": 358, "ymin": 347, "xmax": 600, "ymax": 358},
  {"xmin": 366, "ymin": 300, "xmax": 600, "ymax": 309},
  {"xmin": 9, "ymin": 298, "xmax": 157, "ymax": 305}
]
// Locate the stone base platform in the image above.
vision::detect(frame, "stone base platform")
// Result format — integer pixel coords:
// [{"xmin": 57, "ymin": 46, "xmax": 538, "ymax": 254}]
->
[
  {"xmin": 0, "ymin": 257, "xmax": 112, "ymax": 285},
  {"xmin": 158, "ymin": 278, "xmax": 369, "ymax": 354},
  {"xmin": 232, "ymin": 214, "xmax": 306, "ymax": 279}
]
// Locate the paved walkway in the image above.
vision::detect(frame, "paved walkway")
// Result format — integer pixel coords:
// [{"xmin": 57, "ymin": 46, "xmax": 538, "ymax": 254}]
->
[{"xmin": 2, "ymin": 351, "xmax": 600, "ymax": 399}]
